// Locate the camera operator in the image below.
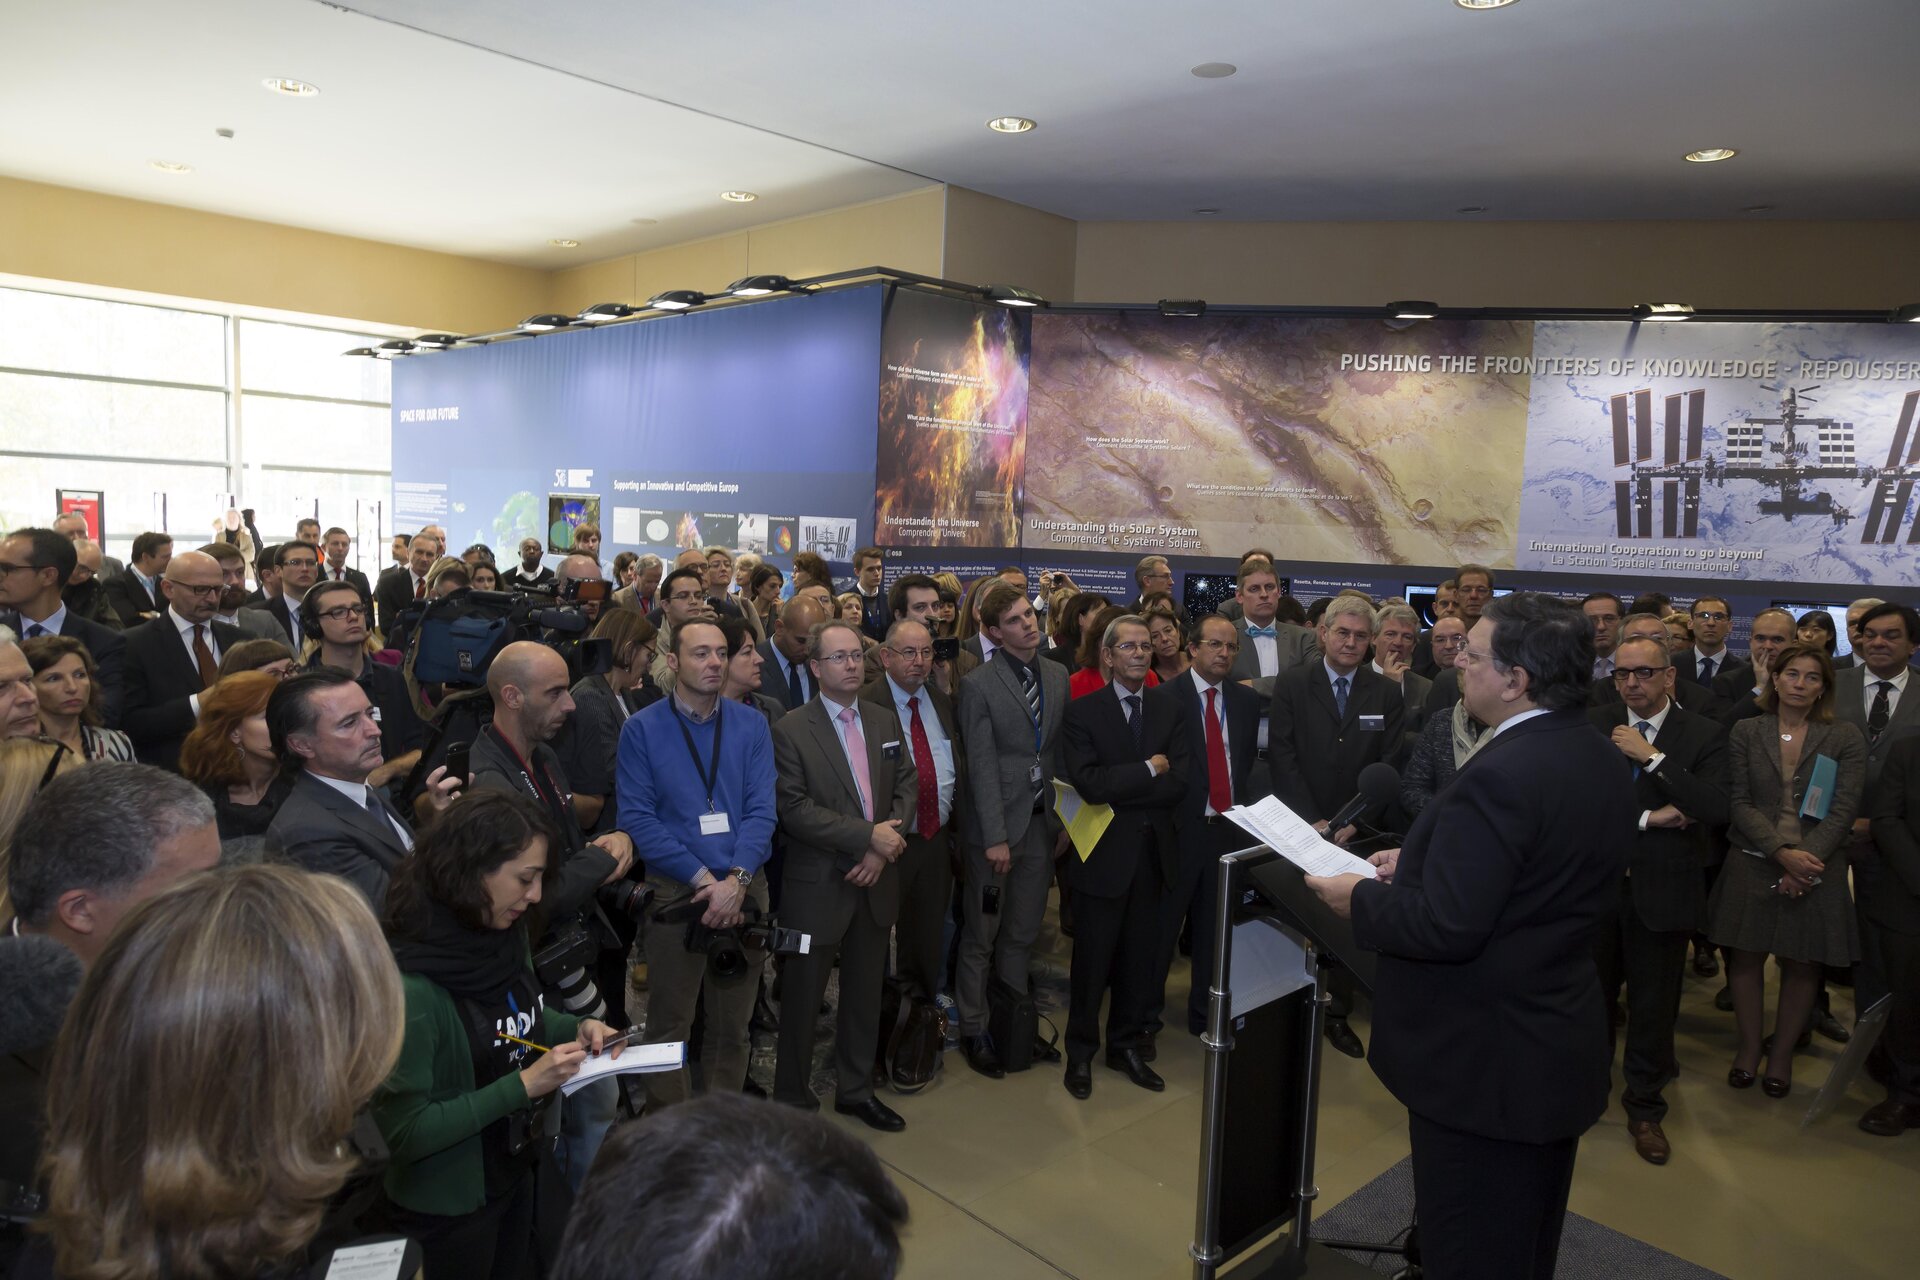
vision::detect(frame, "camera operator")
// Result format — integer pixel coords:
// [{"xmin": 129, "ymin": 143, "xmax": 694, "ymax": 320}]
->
[
  {"xmin": 551, "ymin": 554, "xmax": 606, "ymax": 630},
  {"xmin": 374, "ymin": 790, "xmax": 623, "ymax": 1280},
  {"xmin": 617, "ymin": 618, "xmax": 778, "ymax": 1109},
  {"xmin": 470, "ymin": 642, "xmax": 634, "ymax": 1186}
]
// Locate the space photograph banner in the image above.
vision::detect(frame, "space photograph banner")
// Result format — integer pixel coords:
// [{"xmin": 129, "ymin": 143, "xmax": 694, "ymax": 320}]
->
[{"xmin": 1516, "ymin": 321, "xmax": 1920, "ymax": 587}]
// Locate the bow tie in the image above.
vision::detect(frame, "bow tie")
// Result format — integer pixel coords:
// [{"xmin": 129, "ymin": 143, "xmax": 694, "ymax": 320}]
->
[{"xmin": 1246, "ymin": 625, "xmax": 1276, "ymax": 638}]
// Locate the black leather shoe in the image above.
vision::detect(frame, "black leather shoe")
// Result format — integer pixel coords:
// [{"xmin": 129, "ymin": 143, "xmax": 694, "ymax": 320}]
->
[
  {"xmin": 1693, "ymin": 947, "xmax": 1720, "ymax": 978},
  {"xmin": 1859, "ymin": 1099, "xmax": 1920, "ymax": 1136},
  {"xmin": 1713, "ymin": 985, "xmax": 1733, "ymax": 1012},
  {"xmin": 962, "ymin": 1035, "xmax": 1005, "ymax": 1079},
  {"xmin": 1811, "ymin": 1007, "xmax": 1852, "ymax": 1044},
  {"xmin": 1106, "ymin": 1048, "xmax": 1165, "ymax": 1092},
  {"xmin": 1032, "ymin": 1035, "xmax": 1063, "ymax": 1064},
  {"xmin": 1727, "ymin": 1067, "xmax": 1756, "ymax": 1089},
  {"xmin": 835, "ymin": 1096, "xmax": 906, "ymax": 1132},
  {"xmin": 1064, "ymin": 1060, "xmax": 1092, "ymax": 1099},
  {"xmin": 1324, "ymin": 1019, "xmax": 1365, "ymax": 1060},
  {"xmin": 1138, "ymin": 1038, "xmax": 1157, "ymax": 1064},
  {"xmin": 1761, "ymin": 1076, "xmax": 1791, "ymax": 1099}
]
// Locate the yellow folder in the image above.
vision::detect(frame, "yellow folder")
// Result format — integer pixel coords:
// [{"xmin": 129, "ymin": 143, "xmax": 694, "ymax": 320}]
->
[{"xmin": 1052, "ymin": 779, "xmax": 1114, "ymax": 862}]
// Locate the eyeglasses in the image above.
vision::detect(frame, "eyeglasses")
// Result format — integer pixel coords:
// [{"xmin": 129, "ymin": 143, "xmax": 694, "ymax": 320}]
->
[
  {"xmin": 817, "ymin": 650, "xmax": 865, "ymax": 665},
  {"xmin": 1194, "ymin": 638, "xmax": 1241, "ymax": 653},
  {"xmin": 1691, "ymin": 610, "xmax": 1730, "ymax": 622},
  {"xmin": 167, "ymin": 581, "xmax": 223, "ymax": 598},
  {"xmin": 319, "ymin": 603, "xmax": 371, "ymax": 621},
  {"xmin": 1612, "ymin": 666, "xmax": 1670, "ymax": 683},
  {"xmin": 281, "ymin": 558, "xmax": 318, "ymax": 569},
  {"xmin": 888, "ymin": 646, "xmax": 933, "ymax": 660},
  {"xmin": 1431, "ymin": 636, "xmax": 1468, "ymax": 649},
  {"xmin": 1109, "ymin": 641, "xmax": 1153, "ymax": 655},
  {"xmin": 0, "ymin": 561, "xmax": 43, "ymax": 575}
]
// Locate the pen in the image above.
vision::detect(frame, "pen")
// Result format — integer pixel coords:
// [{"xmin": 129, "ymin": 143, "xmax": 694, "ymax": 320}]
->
[{"xmin": 500, "ymin": 1032, "xmax": 550, "ymax": 1053}]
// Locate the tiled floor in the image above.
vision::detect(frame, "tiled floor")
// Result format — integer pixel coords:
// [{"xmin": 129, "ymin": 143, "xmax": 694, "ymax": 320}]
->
[{"xmin": 792, "ymin": 920, "xmax": 1918, "ymax": 1279}]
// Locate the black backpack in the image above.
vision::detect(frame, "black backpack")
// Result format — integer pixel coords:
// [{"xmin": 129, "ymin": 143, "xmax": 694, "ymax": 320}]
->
[
  {"xmin": 986, "ymin": 974, "xmax": 1040, "ymax": 1072},
  {"xmin": 875, "ymin": 978, "xmax": 947, "ymax": 1094}
]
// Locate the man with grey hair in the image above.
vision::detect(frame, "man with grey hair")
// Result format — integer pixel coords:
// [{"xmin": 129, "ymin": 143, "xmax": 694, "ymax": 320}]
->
[
  {"xmin": 1268, "ymin": 592, "xmax": 1405, "ymax": 1058},
  {"xmin": 0, "ymin": 640, "xmax": 42, "ymax": 739},
  {"xmin": 1838, "ymin": 597, "xmax": 1887, "ymax": 670},
  {"xmin": 1130, "ymin": 555, "xmax": 1175, "ymax": 616},
  {"xmin": 8, "ymin": 763, "xmax": 221, "ymax": 964},
  {"xmin": 614, "ymin": 552, "xmax": 663, "ymax": 615}
]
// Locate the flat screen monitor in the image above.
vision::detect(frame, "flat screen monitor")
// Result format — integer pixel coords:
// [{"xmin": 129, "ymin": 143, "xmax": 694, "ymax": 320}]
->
[
  {"xmin": 1773, "ymin": 601, "xmax": 1854, "ymax": 662},
  {"xmin": 1183, "ymin": 571, "xmax": 1281, "ymax": 620}
]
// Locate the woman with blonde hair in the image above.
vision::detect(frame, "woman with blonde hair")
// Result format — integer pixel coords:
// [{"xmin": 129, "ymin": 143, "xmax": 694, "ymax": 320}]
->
[
  {"xmin": 178, "ymin": 671, "xmax": 291, "ymax": 840},
  {"xmin": 36, "ymin": 864, "xmax": 406, "ymax": 1280},
  {"xmin": 425, "ymin": 556, "xmax": 471, "ymax": 600},
  {"xmin": 0, "ymin": 737, "xmax": 77, "ymax": 924},
  {"xmin": 21, "ymin": 634, "xmax": 133, "ymax": 762}
]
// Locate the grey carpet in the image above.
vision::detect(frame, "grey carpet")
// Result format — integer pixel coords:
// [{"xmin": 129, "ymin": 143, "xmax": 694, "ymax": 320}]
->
[{"xmin": 1311, "ymin": 1157, "xmax": 1729, "ymax": 1279}]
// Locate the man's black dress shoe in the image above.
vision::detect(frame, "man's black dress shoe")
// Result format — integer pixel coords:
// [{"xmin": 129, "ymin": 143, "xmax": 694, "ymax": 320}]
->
[
  {"xmin": 1811, "ymin": 1007, "xmax": 1852, "ymax": 1044},
  {"xmin": 1107, "ymin": 1048, "xmax": 1165, "ymax": 1092},
  {"xmin": 1324, "ymin": 1019, "xmax": 1365, "ymax": 1060},
  {"xmin": 1032, "ymin": 1035, "xmax": 1062, "ymax": 1064},
  {"xmin": 835, "ymin": 1096, "xmax": 906, "ymax": 1132},
  {"xmin": 1138, "ymin": 1038, "xmax": 1157, "ymax": 1064},
  {"xmin": 1858, "ymin": 1099, "xmax": 1920, "ymax": 1136},
  {"xmin": 1064, "ymin": 1060, "xmax": 1093, "ymax": 1099},
  {"xmin": 962, "ymin": 1034, "xmax": 1005, "ymax": 1079},
  {"xmin": 1692, "ymin": 947, "xmax": 1720, "ymax": 978}
]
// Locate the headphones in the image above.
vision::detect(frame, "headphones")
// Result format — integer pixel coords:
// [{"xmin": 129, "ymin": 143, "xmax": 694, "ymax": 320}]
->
[{"xmin": 301, "ymin": 581, "xmax": 362, "ymax": 638}]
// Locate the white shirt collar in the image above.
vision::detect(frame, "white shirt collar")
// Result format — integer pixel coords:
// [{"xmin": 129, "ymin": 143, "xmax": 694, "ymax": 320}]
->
[
  {"xmin": 307, "ymin": 770, "xmax": 374, "ymax": 803},
  {"xmin": 1110, "ymin": 677, "xmax": 1147, "ymax": 709},
  {"xmin": 18, "ymin": 601, "xmax": 66, "ymax": 634},
  {"xmin": 1626, "ymin": 698, "xmax": 1674, "ymax": 737},
  {"xmin": 820, "ymin": 692, "xmax": 857, "ymax": 721},
  {"xmin": 1867, "ymin": 667, "xmax": 1911, "ymax": 694},
  {"xmin": 1189, "ymin": 668, "xmax": 1224, "ymax": 698},
  {"xmin": 1694, "ymin": 644, "xmax": 1727, "ymax": 666},
  {"xmin": 1488, "ymin": 706, "xmax": 1554, "ymax": 740},
  {"xmin": 1323, "ymin": 659, "xmax": 1359, "ymax": 687},
  {"xmin": 169, "ymin": 607, "xmax": 202, "ymax": 639}
]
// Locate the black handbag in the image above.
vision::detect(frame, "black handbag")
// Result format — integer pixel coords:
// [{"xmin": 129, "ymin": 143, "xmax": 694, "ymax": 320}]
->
[{"xmin": 875, "ymin": 978, "xmax": 947, "ymax": 1093}]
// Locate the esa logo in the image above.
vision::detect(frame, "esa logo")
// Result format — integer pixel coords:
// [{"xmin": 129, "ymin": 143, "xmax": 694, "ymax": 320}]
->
[{"xmin": 554, "ymin": 468, "xmax": 594, "ymax": 488}]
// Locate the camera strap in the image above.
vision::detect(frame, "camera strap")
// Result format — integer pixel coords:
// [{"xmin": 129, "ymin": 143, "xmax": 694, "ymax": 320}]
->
[
  {"xmin": 485, "ymin": 726, "xmax": 574, "ymax": 838},
  {"xmin": 670, "ymin": 698, "xmax": 725, "ymax": 812}
]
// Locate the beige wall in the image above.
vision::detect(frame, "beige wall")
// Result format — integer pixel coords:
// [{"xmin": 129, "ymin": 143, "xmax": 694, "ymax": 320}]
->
[
  {"xmin": 0, "ymin": 176, "xmax": 548, "ymax": 333},
  {"xmin": 546, "ymin": 186, "xmax": 946, "ymax": 314},
  {"xmin": 942, "ymin": 186, "xmax": 1078, "ymax": 304},
  {"xmin": 1073, "ymin": 219, "xmax": 1920, "ymax": 311}
]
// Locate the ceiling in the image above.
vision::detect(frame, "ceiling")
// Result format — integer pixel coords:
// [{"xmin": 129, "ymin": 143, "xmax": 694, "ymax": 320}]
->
[{"xmin": 5, "ymin": 0, "xmax": 1918, "ymax": 271}]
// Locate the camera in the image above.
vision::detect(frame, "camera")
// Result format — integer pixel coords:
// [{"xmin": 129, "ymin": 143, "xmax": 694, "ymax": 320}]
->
[
  {"xmin": 932, "ymin": 636, "xmax": 960, "ymax": 663},
  {"xmin": 654, "ymin": 899, "xmax": 811, "ymax": 980},
  {"xmin": 532, "ymin": 919, "xmax": 605, "ymax": 1019},
  {"xmin": 597, "ymin": 876, "xmax": 655, "ymax": 920}
]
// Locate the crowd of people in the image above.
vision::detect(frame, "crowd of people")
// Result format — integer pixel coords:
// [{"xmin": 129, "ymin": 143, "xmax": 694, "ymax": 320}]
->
[{"xmin": 3, "ymin": 512, "xmax": 1918, "ymax": 1279}]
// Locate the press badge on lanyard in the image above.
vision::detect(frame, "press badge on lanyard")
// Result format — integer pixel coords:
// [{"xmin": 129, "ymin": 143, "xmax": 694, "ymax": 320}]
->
[{"xmin": 673, "ymin": 701, "xmax": 731, "ymax": 836}]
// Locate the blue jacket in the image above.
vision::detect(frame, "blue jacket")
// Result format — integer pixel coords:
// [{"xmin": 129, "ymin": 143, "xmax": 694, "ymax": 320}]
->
[{"xmin": 616, "ymin": 696, "xmax": 777, "ymax": 884}]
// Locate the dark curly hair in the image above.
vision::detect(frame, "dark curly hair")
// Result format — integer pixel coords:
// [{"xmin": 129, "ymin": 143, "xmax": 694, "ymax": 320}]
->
[{"xmin": 383, "ymin": 789, "xmax": 562, "ymax": 935}]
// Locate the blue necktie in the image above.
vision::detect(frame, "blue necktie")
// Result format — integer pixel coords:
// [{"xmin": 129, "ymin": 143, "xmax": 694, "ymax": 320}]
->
[
  {"xmin": 1633, "ymin": 720, "xmax": 1654, "ymax": 779},
  {"xmin": 1246, "ymin": 625, "xmax": 1276, "ymax": 638},
  {"xmin": 1124, "ymin": 693, "xmax": 1143, "ymax": 750},
  {"xmin": 1334, "ymin": 676, "xmax": 1349, "ymax": 719}
]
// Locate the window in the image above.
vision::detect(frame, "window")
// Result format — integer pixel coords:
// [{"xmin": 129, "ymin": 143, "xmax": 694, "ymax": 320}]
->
[{"xmin": 0, "ymin": 287, "xmax": 393, "ymax": 578}]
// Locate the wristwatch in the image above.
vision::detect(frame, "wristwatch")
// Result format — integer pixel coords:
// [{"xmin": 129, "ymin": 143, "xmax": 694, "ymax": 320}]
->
[{"xmin": 728, "ymin": 866, "xmax": 753, "ymax": 888}]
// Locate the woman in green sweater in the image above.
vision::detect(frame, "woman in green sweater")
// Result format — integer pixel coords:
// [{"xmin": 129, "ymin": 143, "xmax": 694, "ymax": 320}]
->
[{"xmin": 373, "ymin": 789, "xmax": 621, "ymax": 1280}]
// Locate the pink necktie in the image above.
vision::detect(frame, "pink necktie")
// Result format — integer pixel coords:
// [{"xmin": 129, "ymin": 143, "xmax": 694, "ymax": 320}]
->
[{"xmin": 837, "ymin": 706, "xmax": 873, "ymax": 820}]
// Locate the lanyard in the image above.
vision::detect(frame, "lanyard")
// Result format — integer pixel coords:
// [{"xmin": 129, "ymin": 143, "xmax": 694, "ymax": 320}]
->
[
  {"xmin": 670, "ymin": 699, "xmax": 725, "ymax": 812},
  {"xmin": 486, "ymin": 727, "xmax": 572, "ymax": 834}
]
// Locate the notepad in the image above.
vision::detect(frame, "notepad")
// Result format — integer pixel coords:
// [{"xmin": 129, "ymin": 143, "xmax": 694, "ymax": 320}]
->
[
  {"xmin": 560, "ymin": 1041, "xmax": 687, "ymax": 1096},
  {"xmin": 1223, "ymin": 796, "xmax": 1379, "ymax": 880}
]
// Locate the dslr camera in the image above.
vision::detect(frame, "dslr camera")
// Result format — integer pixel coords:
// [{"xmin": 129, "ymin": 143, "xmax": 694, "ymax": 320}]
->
[{"xmin": 653, "ymin": 898, "xmax": 811, "ymax": 980}]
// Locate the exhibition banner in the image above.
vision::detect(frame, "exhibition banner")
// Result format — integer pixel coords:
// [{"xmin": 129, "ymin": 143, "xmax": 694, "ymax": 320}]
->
[
  {"xmin": 1023, "ymin": 314, "xmax": 1534, "ymax": 568},
  {"xmin": 390, "ymin": 286, "xmax": 884, "ymax": 570},
  {"xmin": 1516, "ymin": 321, "xmax": 1920, "ymax": 587},
  {"xmin": 873, "ymin": 287, "xmax": 1029, "ymax": 549}
]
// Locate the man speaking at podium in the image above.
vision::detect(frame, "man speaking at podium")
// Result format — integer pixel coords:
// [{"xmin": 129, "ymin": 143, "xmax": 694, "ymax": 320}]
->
[{"xmin": 1307, "ymin": 594, "xmax": 1635, "ymax": 1280}]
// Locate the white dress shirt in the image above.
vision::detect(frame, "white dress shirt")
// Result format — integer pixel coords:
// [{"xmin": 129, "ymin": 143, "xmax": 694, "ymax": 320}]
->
[
  {"xmin": 886, "ymin": 676, "xmax": 955, "ymax": 830},
  {"xmin": 1189, "ymin": 668, "xmax": 1232, "ymax": 815},
  {"xmin": 14, "ymin": 602, "xmax": 67, "ymax": 638},
  {"xmin": 1625, "ymin": 698, "xmax": 1674, "ymax": 831},
  {"xmin": 1864, "ymin": 666, "xmax": 1909, "ymax": 719},
  {"xmin": 1109, "ymin": 677, "xmax": 1161, "ymax": 775},
  {"xmin": 309, "ymin": 771, "xmax": 414, "ymax": 850},
  {"xmin": 169, "ymin": 607, "xmax": 220, "ymax": 714}
]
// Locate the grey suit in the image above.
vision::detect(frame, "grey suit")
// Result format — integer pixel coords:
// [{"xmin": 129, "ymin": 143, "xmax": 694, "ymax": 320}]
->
[
  {"xmin": 228, "ymin": 605, "xmax": 291, "ymax": 646},
  {"xmin": 1229, "ymin": 617, "xmax": 1320, "ymax": 682},
  {"xmin": 771, "ymin": 697, "xmax": 916, "ymax": 1106},
  {"xmin": 268, "ymin": 770, "xmax": 412, "ymax": 905},
  {"xmin": 1835, "ymin": 664, "xmax": 1920, "ymax": 1011},
  {"xmin": 955, "ymin": 650, "xmax": 1069, "ymax": 1036}
]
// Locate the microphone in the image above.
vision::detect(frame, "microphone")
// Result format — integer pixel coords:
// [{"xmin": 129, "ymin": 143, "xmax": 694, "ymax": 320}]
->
[
  {"xmin": 0, "ymin": 934, "xmax": 83, "ymax": 1056},
  {"xmin": 1324, "ymin": 762, "xmax": 1400, "ymax": 837}
]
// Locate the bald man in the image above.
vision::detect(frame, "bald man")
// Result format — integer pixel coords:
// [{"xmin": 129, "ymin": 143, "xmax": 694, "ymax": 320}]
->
[
  {"xmin": 555, "ymin": 553, "xmax": 607, "ymax": 625},
  {"xmin": 470, "ymin": 640, "xmax": 635, "ymax": 1183},
  {"xmin": 758, "ymin": 597, "xmax": 830, "ymax": 714},
  {"xmin": 121, "ymin": 550, "xmax": 245, "ymax": 769}
]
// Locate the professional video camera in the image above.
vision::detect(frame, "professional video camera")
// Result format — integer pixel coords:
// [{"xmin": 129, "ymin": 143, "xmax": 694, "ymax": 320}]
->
[
  {"xmin": 403, "ymin": 581, "xmax": 612, "ymax": 697},
  {"xmin": 653, "ymin": 898, "xmax": 811, "ymax": 980}
]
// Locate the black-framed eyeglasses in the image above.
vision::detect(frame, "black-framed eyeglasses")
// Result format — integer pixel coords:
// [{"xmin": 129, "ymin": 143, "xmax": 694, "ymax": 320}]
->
[
  {"xmin": 1612, "ymin": 665, "xmax": 1671, "ymax": 683},
  {"xmin": 319, "ymin": 603, "xmax": 371, "ymax": 621},
  {"xmin": 1691, "ymin": 610, "xmax": 1730, "ymax": 622},
  {"xmin": 168, "ymin": 581, "xmax": 223, "ymax": 598}
]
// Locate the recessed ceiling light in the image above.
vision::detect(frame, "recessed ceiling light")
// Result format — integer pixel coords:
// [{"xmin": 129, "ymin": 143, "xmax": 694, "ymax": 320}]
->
[
  {"xmin": 719, "ymin": 190, "xmax": 758, "ymax": 203},
  {"xmin": 1454, "ymin": 0, "xmax": 1519, "ymax": 9},
  {"xmin": 262, "ymin": 77, "xmax": 320, "ymax": 97},
  {"xmin": 986, "ymin": 116, "xmax": 1037, "ymax": 134},
  {"xmin": 1456, "ymin": 205, "xmax": 1489, "ymax": 214},
  {"xmin": 548, "ymin": 238, "xmax": 580, "ymax": 248},
  {"xmin": 149, "ymin": 160, "xmax": 192, "ymax": 174},
  {"xmin": 1684, "ymin": 147, "xmax": 1739, "ymax": 163},
  {"xmin": 1190, "ymin": 62, "xmax": 1237, "ymax": 78}
]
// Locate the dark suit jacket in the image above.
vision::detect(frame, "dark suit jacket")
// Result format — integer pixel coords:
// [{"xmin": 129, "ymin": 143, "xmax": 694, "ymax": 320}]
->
[
  {"xmin": 121, "ymin": 614, "xmax": 242, "ymax": 770},
  {"xmin": 101, "ymin": 566, "xmax": 161, "ymax": 628},
  {"xmin": 756, "ymin": 641, "xmax": 815, "ymax": 714},
  {"xmin": 1148, "ymin": 670, "xmax": 1262, "ymax": 833},
  {"xmin": 248, "ymin": 596, "xmax": 302, "ymax": 652},
  {"xmin": 1590, "ymin": 670, "xmax": 1715, "ymax": 715},
  {"xmin": 470, "ymin": 731, "xmax": 616, "ymax": 923},
  {"xmin": 268, "ymin": 770, "xmax": 413, "ymax": 905},
  {"xmin": 1727, "ymin": 716, "xmax": 1867, "ymax": 864},
  {"xmin": 373, "ymin": 566, "xmax": 420, "ymax": 641},
  {"xmin": 320, "ymin": 563, "xmax": 372, "ymax": 602},
  {"xmin": 859, "ymin": 677, "xmax": 963, "ymax": 840},
  {"xmin": 772, "ymin": 698, "xmax": 917, "ymax": 927},
  {"xmin": 1588, "ymin": 701, "xmax": 1731, "ymax": 932},
  {"xmin": 1834, "ymin": 665, "xmax": 1920, "ymax": 802},
  {"xmin": 1267, "ymin": 663, "xmax": 1406, "ymax": 823},
  {"xmin": 1061, "ymin": 682, "xmax": 1189, "ymax": 898},
  {"xmin": 0, "ymin": 609, "xmax": 125, "ymax": 728},
  {"xmin": 1351, "ymin": 709, "xmax": 1637, "ymax": 1143},
  {"xmin": 1868, "ymin": 736, "xmax": 1920, "ymax": 935},
  {"xmin": 1679, "ymin": 649, "xmax": 1750, "ymax": 695}
]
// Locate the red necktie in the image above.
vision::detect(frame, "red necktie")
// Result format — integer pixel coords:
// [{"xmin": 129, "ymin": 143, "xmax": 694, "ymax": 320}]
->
[
  {"xmin": 908, "ymin": 694, "xmax": 940, "ymax": 836},
  {"xmin": 413, "ymin": 575, "xmax": 425, "ymax": 600},
  {"xmin": 1205, "ymin": 688, "xmax": 1233, "ymax": 814}
]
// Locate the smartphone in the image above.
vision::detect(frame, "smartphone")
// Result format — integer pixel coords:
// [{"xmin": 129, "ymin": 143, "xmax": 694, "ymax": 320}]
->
[
  {"xmin": 982, "ymin": 884, "xmax": 1002, "ymax": 915},
  {"xmin": 445, "ymin": 741, "xmax": 471, "ymax": 787},
  {"xmin": 933, "ymin": 636, "xmax": 960, "ymax": 663}
]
